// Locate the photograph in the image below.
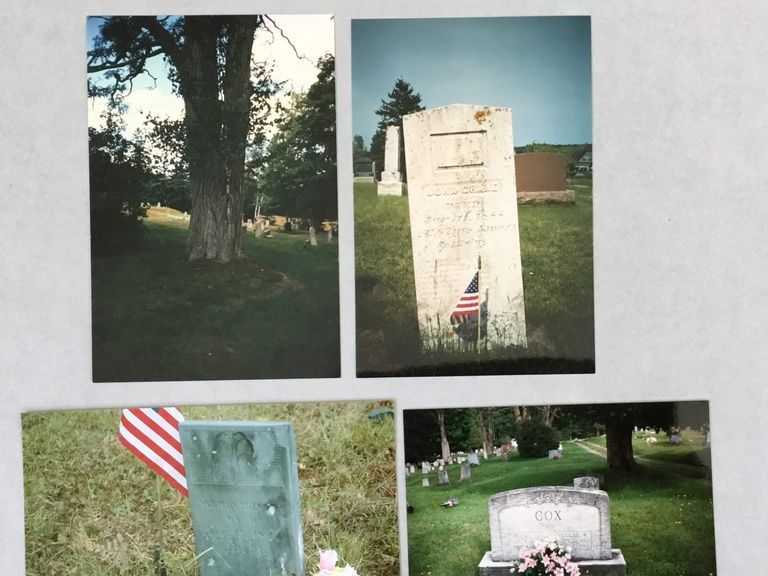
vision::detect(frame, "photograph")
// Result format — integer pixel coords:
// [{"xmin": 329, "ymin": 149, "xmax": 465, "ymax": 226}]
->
[
  {"xmin": 22, "ymin": 401, "xmax": 398, "ymax": 576},
  {"xmin": 87, "ymin": 15, "xmax": 339, "ymax": 382},
  {"xmin": 403, "ymin": 401, "xmax": 714, "ymax": 576},
  {"xmin": 352, "ymin": 17, "xmax": 594, "ymax": 377}
]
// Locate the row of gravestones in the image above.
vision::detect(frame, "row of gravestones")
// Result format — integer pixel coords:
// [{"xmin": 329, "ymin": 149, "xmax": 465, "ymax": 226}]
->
[{"xmin": 177, "ymin": 419, "xmax": 624, "ymax": 576}]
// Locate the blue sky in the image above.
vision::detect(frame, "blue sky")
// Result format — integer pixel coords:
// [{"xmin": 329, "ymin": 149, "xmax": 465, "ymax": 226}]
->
[
  {"xmin": 87, "ymin": 16, "xmax": 334, "ymax": 137},
  {"xmin": 352, "ymin": 17, "xmax": 592, "ymax": 147}
]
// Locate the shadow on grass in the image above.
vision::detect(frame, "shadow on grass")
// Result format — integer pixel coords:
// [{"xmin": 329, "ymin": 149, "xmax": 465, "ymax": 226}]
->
[
  {"xmin": 354, "ymin": 179, "xmax": 595, "ymax": 377},
  {"xmin": 91, "ymin": 221, "xmax": 340, "ymax": 382}
]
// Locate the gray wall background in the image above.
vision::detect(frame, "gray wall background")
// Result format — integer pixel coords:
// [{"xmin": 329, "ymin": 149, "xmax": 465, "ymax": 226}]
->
[{"xmin": 2, "ymin": 1, "xmax": 766, "ymax": 574}]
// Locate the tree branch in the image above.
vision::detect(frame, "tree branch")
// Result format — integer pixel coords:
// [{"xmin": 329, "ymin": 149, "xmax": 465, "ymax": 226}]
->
[
  {"xmin": 262, "ymin": 15, "xmax": 310, "ymax": 63},
  {"xmin": 87, "ymin": 48, "xmax": 164, "ymax": 73}
]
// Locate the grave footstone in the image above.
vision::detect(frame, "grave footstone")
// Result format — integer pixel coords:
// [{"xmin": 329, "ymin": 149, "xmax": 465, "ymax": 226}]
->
[
  {"xmin": 478, "ymin": 487, "xmax": 626, "ymax": 576},
  {"xmin": 460, "ymin": 462, "xmax": 471, "ymax": 482},
  {"xmin": 574, "ymin": 476, "xmax": 600, "ymax": 490},
  {"xmin": 377, "ymin": 125, "xmax": 406, "ymax": 196},
  {"xmin": 179, "ymin": 421, "xmax": 304, "ymax": 576},
  {"xmin": 403, "ymin": 104, "xmax": 526, "ymax": 352}
]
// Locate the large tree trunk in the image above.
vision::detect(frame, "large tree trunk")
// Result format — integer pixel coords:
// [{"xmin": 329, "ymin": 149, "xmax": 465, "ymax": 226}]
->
[
  {"xmin": 475, "ymin": 408, "xmax": 494, "ymax": 454},
  {"xmin": 435, "ymin": 409, "xmax": 451, "ymax": 461},
  {"xmin": 605, "ymin": 418, "xmax": 635, "ymax": 471},
  {"xmin": 177, "ymin": 16, "xmax": 259, "ymax": 262}
]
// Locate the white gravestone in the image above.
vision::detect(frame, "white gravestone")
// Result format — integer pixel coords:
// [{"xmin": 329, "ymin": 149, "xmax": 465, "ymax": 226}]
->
[
  {"xmin": 479, "ymin": 487, "xmax": 626, "ymax": 576},
  {"xmin": 468, "ymin": 452, "xmax": 480, "ymax": 466},
  {"xmin": 402, "ymin": 105, "xmax": 527, "ymax": 351},
  {"xmin": 460, "ymin": 462, "xmax": 471, "ymax": 481},
  {"xmin": 377, "ymin": 125, "xmax": 406, "ymax": 196},
  {"xmin": 308, "ymin": 226, "xmax": 318, "ymax": 247}
]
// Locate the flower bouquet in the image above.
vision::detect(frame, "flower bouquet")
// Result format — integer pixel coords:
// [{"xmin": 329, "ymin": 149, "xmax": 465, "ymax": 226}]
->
[{"xmin": 511, "ymin": 542, "xmax": 580, "ymax": 576}]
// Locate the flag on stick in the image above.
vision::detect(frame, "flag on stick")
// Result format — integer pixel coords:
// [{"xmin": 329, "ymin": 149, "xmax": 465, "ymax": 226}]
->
[
  {"xmin": 118, "ymin": 407, "xmax": 188, "ymax": 496},
  {"xmin": 450, "ymin": 272, "xmax": 480, "ymax": 324}
]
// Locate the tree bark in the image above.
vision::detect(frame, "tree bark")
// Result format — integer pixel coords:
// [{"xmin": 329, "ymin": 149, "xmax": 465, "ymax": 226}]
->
[
  {"xmin": 605, "ymin": 418, "xmax": 635, "ymax": 471},
  {"xmin": 475, "ymin": 408, "xmax": 495, "ymax": 454},
  {"xmin": 175, "ymin": 16, "xmax": 260, "ymax": 262},
  {"xmin": 435, "ymin": 409, "xmax": 451, "ymax": 461}
]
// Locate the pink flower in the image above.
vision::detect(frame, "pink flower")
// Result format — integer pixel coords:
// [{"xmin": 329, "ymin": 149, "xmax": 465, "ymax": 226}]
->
[
  {"xmin": 342, "ymin": 564, "xmax": 359, "ymax": 576},
  {"xmin": 319, "ymin": 550, "xmax": 338, "ymax": 571}
]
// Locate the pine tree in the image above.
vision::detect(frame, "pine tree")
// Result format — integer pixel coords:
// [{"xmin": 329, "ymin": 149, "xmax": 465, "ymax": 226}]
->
[{"xmin": 369, "ymin": 78, "xmax": 424, "ymax": 179}]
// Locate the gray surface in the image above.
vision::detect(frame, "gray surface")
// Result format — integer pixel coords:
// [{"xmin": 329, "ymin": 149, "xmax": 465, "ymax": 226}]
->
[
  {"xmin": 489, "ymin": 487, "xmax": 612, "ymax": 561},
  {"xmin": 1, "ymin": 2, "xmax": 768, "ymax": 575}
]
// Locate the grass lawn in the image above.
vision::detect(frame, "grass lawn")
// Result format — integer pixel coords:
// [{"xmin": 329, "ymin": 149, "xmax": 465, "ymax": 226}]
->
[
  {"xmin": 405, "ymin": 440, "xmax": 715, "ymax": 576},
  {"xmin": 354, "ymin": 177, "xmax": 594, "ymax": 377},
  {"xmin": 91, "ymin": 214, "xmax": 339, "ymax": 381},
  {"xmin": 23, "ymin": 402, "xmax": 398, "ymax": 576}
]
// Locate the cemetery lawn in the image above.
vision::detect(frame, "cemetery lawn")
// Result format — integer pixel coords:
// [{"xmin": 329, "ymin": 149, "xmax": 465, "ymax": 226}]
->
[
  {"xmin": 23, "ymin": 402, "xmax": 398, "ymax": 576},
  {"xmin": 354, "ymin": 178, "xmax": 594, "ymax": 377},
  {"xmin": 405, "ymin": 438, "xmax": 715, "ymax": 576},
  {"xmin": 91, "ymin": 216, "xmax": 339, "ymax": 381}
]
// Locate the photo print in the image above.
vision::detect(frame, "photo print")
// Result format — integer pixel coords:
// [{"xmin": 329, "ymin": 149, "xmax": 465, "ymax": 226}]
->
[
  {"xmin": 22, "ymin": 401, "xmax": 397, "ymax": 575},
  {"xmin": 403, "ymin": 401, "xmax": 714, "ymax": 576},
  {"xmin": 87, "ymin": 15, "xmax": 339, "ymax": 381},
  {"xmin": 352, "ymin": 17, "xmax": 594, "ymax": 377}
]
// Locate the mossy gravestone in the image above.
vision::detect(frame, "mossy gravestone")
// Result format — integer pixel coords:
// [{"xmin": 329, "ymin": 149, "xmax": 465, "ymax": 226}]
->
[{"xmin": 179, "ymin": 421, "xmax": 303, "ymax": 576}]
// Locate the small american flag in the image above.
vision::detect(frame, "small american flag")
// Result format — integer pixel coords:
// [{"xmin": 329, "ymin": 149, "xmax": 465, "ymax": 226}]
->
[
  {"xmin": 450, "ymin": 272, "xmax": 480, "ymax": 322},
  {"xmin": 118, "ymin": 407, "xmax": 188, "ymax": 496}
]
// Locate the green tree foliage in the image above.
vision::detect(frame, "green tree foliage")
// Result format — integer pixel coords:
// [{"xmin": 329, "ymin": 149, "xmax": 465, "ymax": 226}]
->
[
  {"xmin": 352, "ymin": 134, "xmax": 368, "ymax": 163},
  {"xmin": 259, "ymin": 55, "xmax": 336, "ymax": 226},
  {"xmin": 515, "ymin": 419, "xmax": 560, "ymax": 459},
  {"xmin": 402, "ymin": 408, "xmax": 474, "ymax": 462},
  {"xmin": 369, "ymin": 78, "xmax": 424, "ymax": 179},
  {"xmin": 567, "ymin": 402, "xmax": 709, "ymax": 471},
  {"xmin": 88, "ymin": 121, "xmax": 148, "ymax": 256}
]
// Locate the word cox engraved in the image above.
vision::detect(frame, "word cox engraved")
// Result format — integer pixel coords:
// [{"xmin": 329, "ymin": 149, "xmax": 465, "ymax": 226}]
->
[{"xmin": 535, "ymin": 510, "xmax": 562, "ymax": 521}]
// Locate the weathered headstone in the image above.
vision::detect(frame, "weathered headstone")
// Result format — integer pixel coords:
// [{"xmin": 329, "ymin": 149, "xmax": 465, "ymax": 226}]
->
[
  {"xmin": 377, "ymin": 125, "xmax": 406, "ymax": 196},
  {"xmin": 574, "ymin": 476, "xmax": 600, "ymax": 490},
  {"xmin": 438, "ymin": 469, "xmax": 450, "ymax": 485},
  {"xmin": 422, "ymin": 477, "xmax": 430, "ymax": 487},
  {"xmin": 460, "ymin": 462, "xmax": 471, "ymax": 481},
  {"xmin": 179, "ymin": 421, "xmax": 304, "ymax": 576},
  {"xmin": 548, "ymin": 449, "xmax": 563, "ymax": 460},
  {"xmin": 353, "ymin": 160, "xmax": 375, "ymax": 183},
  {"xmin": 409, "ymin": 464, "xmax": 416, "ymax": 474},
  {"xmin": 308, "ymin": 226, "xmax": 317, "ymax": 247},
  {"xmin": 422, "ymin": 462, "xmax": 430, "ymax": 474},
  {"xmin": 402, "ymin": 104, "xmax": 527, "ymax": 352},
  {"xmin": 478, "ymin": 487, "xmax": 626, "ymax": 576},
  {"xmin": 254, "ymin": 219, "xmax": 265, "ymax": 238},
  {"xmin": 468, "ymin": 452, "xmax": 480, "ymax": 466}
]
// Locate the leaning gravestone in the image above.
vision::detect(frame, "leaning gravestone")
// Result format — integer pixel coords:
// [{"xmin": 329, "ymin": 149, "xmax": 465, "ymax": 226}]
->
[
  {"xmin": 377, "ymin": 125, "xmax": 406, "ymax": 196},
  {"xmin": 179, "ymin": 421, "xmax": 304, "ymax": 576},
  {"xmin": 478, "ymin": 487, "xmax": 626, "ymax": 576},
  {"xmin": 402, "ymin": 105, "xmax": 527, "ymax": 351}
]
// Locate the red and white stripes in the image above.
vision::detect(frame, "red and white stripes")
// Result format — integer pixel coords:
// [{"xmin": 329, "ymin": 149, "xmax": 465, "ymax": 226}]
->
[{"xmin": 118, "ymin": 407, "xmax": 188, "ymax": 496}]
